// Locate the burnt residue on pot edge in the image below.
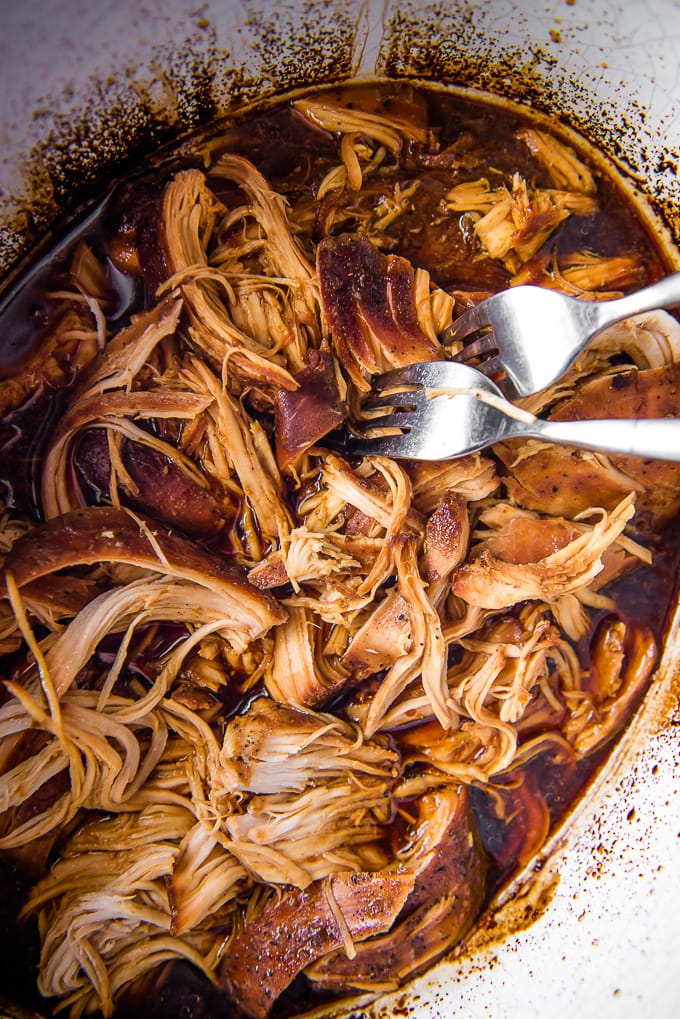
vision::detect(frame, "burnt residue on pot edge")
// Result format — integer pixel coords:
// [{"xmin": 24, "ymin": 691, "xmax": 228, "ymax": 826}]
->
[
  {"xmin": 3, "ymin": 0, "xmax": 680, "ymax": 285},
  {"xmin": 377, "ymin": 1, "xmax": 680, "ymax": 239},
  {"xmin": 0, "ymin": 3, "xmax": 361, "ymax": 283}
]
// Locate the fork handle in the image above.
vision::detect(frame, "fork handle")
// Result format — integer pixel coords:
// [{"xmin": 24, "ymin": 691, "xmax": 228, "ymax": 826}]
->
[
  {"xmin": 591, "ymin": 272, "xmax": 680, "ymax": 332},
  {"xmin": 529, "ymin": 416, "xmax": 680, "ymax": 461}
]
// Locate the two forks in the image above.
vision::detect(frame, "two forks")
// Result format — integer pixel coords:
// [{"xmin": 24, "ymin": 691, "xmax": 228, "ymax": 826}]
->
[{"xmin": 343, "ymin": 274, "xmax": 680, "ymax": 462}]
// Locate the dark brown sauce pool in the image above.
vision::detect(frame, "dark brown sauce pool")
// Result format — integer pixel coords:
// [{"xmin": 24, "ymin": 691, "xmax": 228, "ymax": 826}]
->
[{"xmin": 0, "ymin": 81, "xmax": 677, "ymax": 1019}]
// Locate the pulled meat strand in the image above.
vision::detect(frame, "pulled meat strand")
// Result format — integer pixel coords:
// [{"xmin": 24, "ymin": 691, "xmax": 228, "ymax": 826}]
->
[
  {"xmin": 1, "ymin": 505, "xmax": 285, "ymax": 637},
  {"xmin": 451, "ymin": 494, "xmax": 638, "ymax": 611},
  {"xmin": 160, "ymin": 168, "xmax": 300, "ymax": 391}
]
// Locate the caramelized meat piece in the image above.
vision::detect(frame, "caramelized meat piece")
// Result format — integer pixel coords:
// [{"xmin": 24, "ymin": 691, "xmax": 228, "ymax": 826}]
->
[
  {"xmin": 75, "ymin": 429, "xmax": 235, "ymax": 540},
  {"xmin": 19, "ymin": 574, "xmax": 104, "ymax": 623},
  {"xmin": 317, "ymin": 233, "xmax": 440, "ymax": 390},
  {"xmin": 0, "ymin": 307, "xmax": 99, "ymax": 418},
  {"xmin": 501, "ymin": 445, "xmax": 633, "ymax": 519},
  {"xmin": 502, "ymin": 363, "xmax": 680, "ymax": 531},
  {"xmin": 484, "ymin": 515, "xmax": 580, "ymax": 564},
  {"xmin": 473, "ymin": 769, "xmax": 551, "ymax": 873},
  {"xmin": 107, "ymin": 175, "xmax": 168, "ymax": 288},
  {"xmin": 220, "ymin": 870, "xmax": 416, "ymax": 1018},
  {"xmin": 342, "ymin": 588, "xmax": 413, "ymax": 676},
  {"xmin": 1, "ymin": 505, "xmax": 284, "ymax": 634},
  {"xmin": 420, "ymin": 491, "xmax": 470, "ymax": 585},
  {"xmin": 274, "ymin": 349, "xmax": 346, "ymax": 469},
  {"xmin": 221, "ymin": 784, "xmax": 485, "ymax": 1016},
  {"xmin": 563, "ymin": 615, "xmax": 657, "ymax": 754},
  {"xmin": 307, "ymin": 786, "xmax": 486, "ymax": 991}
]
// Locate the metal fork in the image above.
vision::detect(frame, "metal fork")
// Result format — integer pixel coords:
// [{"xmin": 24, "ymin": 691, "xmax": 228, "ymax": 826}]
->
[
  {"xmin": 343, "ymin": 362, "xmax": 680, "ymax": 462},
  {"xmin": 444, "ymin": 273, "xmax": 680, "ymax": 397}
]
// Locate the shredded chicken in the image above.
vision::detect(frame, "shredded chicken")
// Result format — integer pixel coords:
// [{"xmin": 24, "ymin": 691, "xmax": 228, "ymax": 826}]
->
[
  {"xmin": 446, "ymin": 172, "xmax": 598, "ymax": 273},
  {"xmin": 293, "ymin": 97, "xmax": 431, "ymax": 155},
  {"xmin": 516, "ymin": 128, "xmax": 597, "ymax": 194},
  {"xmin": 22, "ymin": 802, "xmax": 222, "ymax": 1018},
  {"xmin": 204, "ymin": 698, "xmax": 399, "ymax": 886},
  {"xmin": 0, "ymin": 81, "xmax": 673, "ymax": 1019},
  {"xmin": 160, "ymin": 167, "xmax": 304, "ymax": 394},
  {"xmin": 451, "ymin": 494, "xmax": 641, "ymax": 620},
  {"xmin": 305, "ymin": 786, "xmax": 486, "ymax": 992}
]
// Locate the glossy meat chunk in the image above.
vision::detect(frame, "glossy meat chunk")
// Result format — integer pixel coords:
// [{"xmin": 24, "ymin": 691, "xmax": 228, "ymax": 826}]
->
[{"xmin": 501, "ymin": 363, "xmax": 680, "ymax": 530}]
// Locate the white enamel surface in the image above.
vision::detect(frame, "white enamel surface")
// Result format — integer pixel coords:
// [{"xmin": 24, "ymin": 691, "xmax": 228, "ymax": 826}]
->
[{"xmin": 1, "ymin": 2, "xmax": 680, "ymax": 1017}]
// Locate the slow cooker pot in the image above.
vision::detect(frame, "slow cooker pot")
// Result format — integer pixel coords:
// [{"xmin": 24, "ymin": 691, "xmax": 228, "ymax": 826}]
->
[{"xmin": 1, "ymin": 1, "xmax": 679, "ymax": 1017}]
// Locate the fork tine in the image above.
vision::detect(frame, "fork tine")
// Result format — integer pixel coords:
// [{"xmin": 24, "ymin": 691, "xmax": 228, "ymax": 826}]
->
[
  {"xmin": 470, "ymin": 354, "xmax": 522, "ymax": 398},
  {"xmin": 452, "ymin": 330, "xmax": 497, "ymax": 362},
  {"xmin": 371, "ymin": 365, "xmax": 425, "ymax": 389},
  {"xmin": 474, "ymin": 353, "xmax": 504, "ymax": 377},
  {"xmin": 344, "ymin": 434, "xmax": 411, "ymax": 458},
  {"xmin": 440, "ymin": 301, "xmax": 493, "ymax": 345},
  {"xmin": 352, "ymin": 411, "xmax": 413, "ymax": 433},
  {"xmin": 362, "ymin": 389, "xmax": 418, "ymax": 413}
]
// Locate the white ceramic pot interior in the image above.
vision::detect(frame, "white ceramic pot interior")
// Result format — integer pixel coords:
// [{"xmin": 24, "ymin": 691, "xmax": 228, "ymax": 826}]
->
[{"xmin": 1, "ymin": 1, "xmax": 680, "ymax": 1017}]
